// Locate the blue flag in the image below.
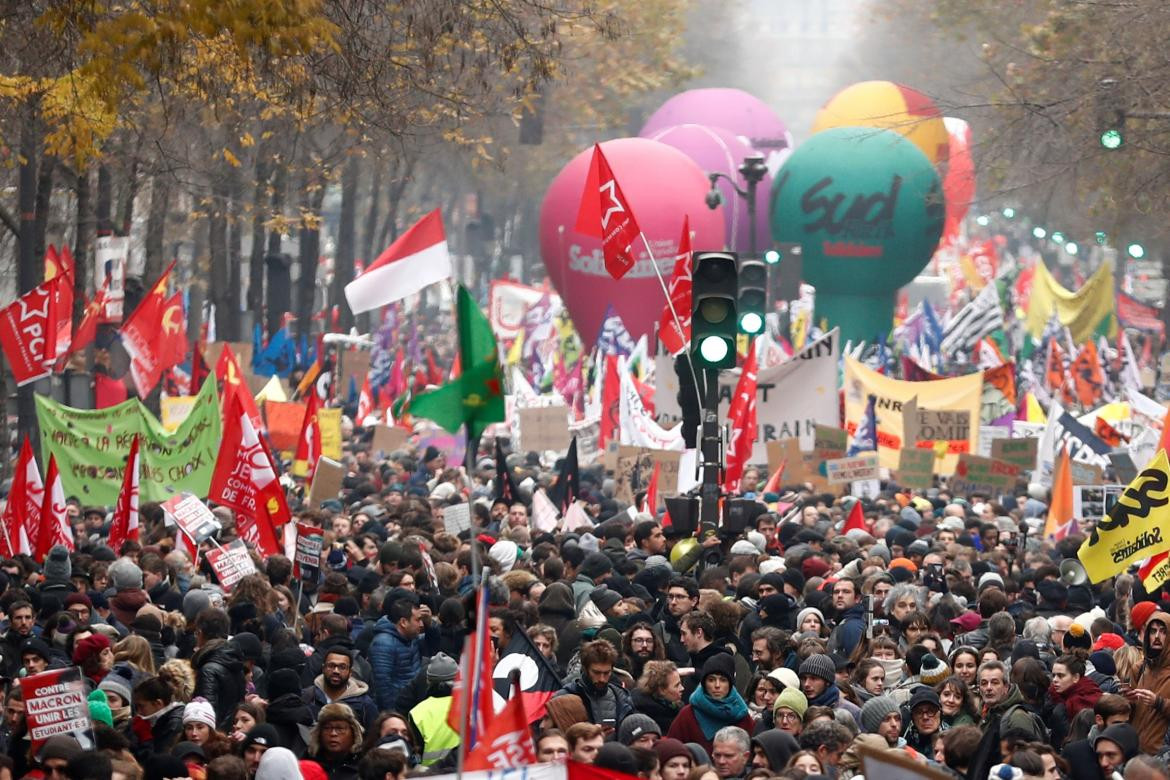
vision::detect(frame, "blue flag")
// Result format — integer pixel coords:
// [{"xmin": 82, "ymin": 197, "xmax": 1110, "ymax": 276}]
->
[{"xmin": 847, "ymin": 394, "xmax": 878, "ymax": 455}]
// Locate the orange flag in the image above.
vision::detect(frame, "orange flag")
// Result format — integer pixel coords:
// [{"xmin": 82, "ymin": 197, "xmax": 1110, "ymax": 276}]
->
[
  {"xmin": 1044, "ymin": 446, "xmax": 1075, "ymax": 540},
  {"xmin": 1072, "ymin": 341, "xmax": 1105, "ymax": 408}
]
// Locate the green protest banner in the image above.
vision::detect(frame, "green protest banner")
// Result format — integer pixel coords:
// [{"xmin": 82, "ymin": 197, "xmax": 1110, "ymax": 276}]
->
[{"xmin": 37, "ymin": 377, "xmax": 221, "ymax": 505}]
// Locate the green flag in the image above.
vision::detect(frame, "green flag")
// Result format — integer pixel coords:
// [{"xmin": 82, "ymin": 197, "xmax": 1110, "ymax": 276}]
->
[{"xmin": 410, "ymin": 285, "xmax": 505, "ymax": 442}]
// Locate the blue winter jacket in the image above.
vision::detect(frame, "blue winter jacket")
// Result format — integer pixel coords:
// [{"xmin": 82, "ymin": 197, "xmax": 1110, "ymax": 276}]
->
[{"xmin": 370, "ymin": 617, "xmax": 422, "ymax": 711}]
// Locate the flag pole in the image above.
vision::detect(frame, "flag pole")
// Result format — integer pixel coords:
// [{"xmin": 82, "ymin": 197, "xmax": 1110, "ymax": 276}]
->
[
  {"xmin": 637, "ymin": 231, "xmax": 705, "ymax": 429},
  {"xmin": 455, "ymin": 502, "xmax": 484, "ymax": 780}
]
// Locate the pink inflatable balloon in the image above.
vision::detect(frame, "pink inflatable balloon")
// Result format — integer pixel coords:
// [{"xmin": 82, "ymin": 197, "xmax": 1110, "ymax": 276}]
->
[
  {"xmin": 539, "ymin": 138, "xmax": 726, "ymax": 349},
  {"xmin": 646, "ymin": 124, "xmax": 772, "ymax": 255},
  {"xmin": 640, "ymin": 88, "xmax": 793, "ymax": 162}
]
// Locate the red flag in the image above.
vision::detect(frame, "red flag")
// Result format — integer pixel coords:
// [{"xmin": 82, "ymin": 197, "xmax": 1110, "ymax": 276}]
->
[
  {"xmin": 0, "ymin": 438, "xmax": 40, "ymax": 557},
  {"xmin": 1095, "ymin": 416, "xmax": 1128, "ymax": 447},
  {"xmin": 108, "ymin": 435, "xmax": 141, "ymax": 552},
  {"xmin": 120, "ymin": 261, "xmax": 176, "ymax": 396},
  {"xmin": 49, "ymin": 262, "xmax": 73, "ymax": 363},
  {"xmin": 69, "ymin": 285, "xmax": 108, "ymax": 358},
  {"xmin": 0, "ymin": 277, "xmax": 65, "ymax": 386},
  {"xmin": 356, "ymin": 376, "xmax": 374, "ymax": 424},
  {"xmin": 573, "ymin": 143, "xmax": 642, "ymax": 280},
  {"xmin": 295, "ymin": 391, "xmax": 323, "ymax": 482},
  {"xmin": 642, "ymin": 461, "xmax": 661, "ymax": 515},
  {"xmin": 190, "ymin": 346, "xmax": 211, "ymax": 393},
  {"xmin": 1160, "ymin": 406, "xmax": 1170, "ymax": 460},
  {"xmin": 843, "ymin": 500, "xmax": 867, "ymax": 534},
  {"xmin": 599, "ymin": 355, "xmax": 620, "ymax": 449},
  {"xmin": 425, "ymin": 348, "xmax": 444, "ymax": 386},
  {"xmin": 35, "ymin": 455, "xmax": 73, "ymax": 561},
  {"xmin": 209, "ymin": 390, "xmax": 290, "ymax": 557},
  {"xmin": 215, "ymin": 344, "xmax": 263, "ymax": 432},
  {"xmin": 659, "ymin": 217, "xmax": 693, "ymax": 354},
  {"xmin": 723, "ymin": 345, "xmax": 759, "ymax": 492},
  {"xmin": 763, "ymin": 460, "xmax": 787, "ymax": 495},
  {"xmin": 463, "ymin": 678, "xmax": 536, "ymax": 771},
  {"xmin": 1072, "ymin": 341, "xmax": 1105, "ymax": 408},
  {"xmin": 388, "ymin": 348, "xmax": 406, "ymax": 399},
  {"xmin": 446, "ymin": 630, "xmax": 496, "ymax": 739}
]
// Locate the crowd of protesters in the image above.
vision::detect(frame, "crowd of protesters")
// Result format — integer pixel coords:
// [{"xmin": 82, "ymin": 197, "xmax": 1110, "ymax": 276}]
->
[{"xmin": 0, "ymin": 438, "xmax": 1167, "ymax": 780}]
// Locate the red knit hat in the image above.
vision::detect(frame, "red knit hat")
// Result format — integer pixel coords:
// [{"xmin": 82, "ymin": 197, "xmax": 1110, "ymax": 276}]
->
[
  {"xmin": 1133, "ymin": 601, "xmax": 1158, "ymax": 631},
  {"xmin": 1092, "ymin": 633, "xmax": 1126, "ymax": 652},
  {"xmin": 72, "ymin": 633, "xmax": 111, "ymax": 665}
]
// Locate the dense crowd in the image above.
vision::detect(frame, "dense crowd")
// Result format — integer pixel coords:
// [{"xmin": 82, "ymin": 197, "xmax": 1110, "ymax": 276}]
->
[{"xmin": 0, "ymin": 440, "xmax": 1165, "ymax": 780}]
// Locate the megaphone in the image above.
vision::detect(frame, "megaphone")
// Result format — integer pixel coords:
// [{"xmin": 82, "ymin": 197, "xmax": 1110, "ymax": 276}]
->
[{"xmin": 1060, "ymin": 559, "xmax": 1088, "ymax": 586}]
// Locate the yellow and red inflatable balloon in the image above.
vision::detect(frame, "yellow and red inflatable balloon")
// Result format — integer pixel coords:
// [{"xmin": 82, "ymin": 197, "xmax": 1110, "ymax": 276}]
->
[{"xmin": 811, "ymin": 81, "xmax": 949, "ymax": 166}]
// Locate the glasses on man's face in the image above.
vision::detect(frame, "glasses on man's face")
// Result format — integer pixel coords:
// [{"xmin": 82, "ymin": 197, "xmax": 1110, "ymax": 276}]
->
[
  {"xmin": 777, "ymin": 711, "xmax": 801, "ymax": 723},
  {"xmin": 322, "ymin": 723, "xmax": 350, "ymax": 734},
  {"xmin": 667, "ymin": 593, "xmax": 690, "ymax": 601},
  {"xmin": 631, "ymin": 637, "xmax": 654, "ymax": 646}
]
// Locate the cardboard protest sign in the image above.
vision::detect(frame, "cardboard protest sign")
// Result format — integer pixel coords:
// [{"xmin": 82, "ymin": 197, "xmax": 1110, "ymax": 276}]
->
[
  {"xmin": 615, "ymin": 447, "xmax": 681, "ymax": 505},
  {"xmin": 844, "ymin": 356, "xmax": 982, "ymax": 474},
  {"xmin": 163, "ymin": 493, "xmax": 221, "ymax": 544},
  {"xmin": 991, "ymin": 437, "xmax": 1038, "ymax": 469},
  {"xmin": 978, "ymin": 425, "xmax": 1010, "ymax": 457},
  {"xmin": 318, "ymin": 407, "xmax": 342, "ymax": 460},
  {"xmin": 264, "ymin": 400, "xmax": 307, "ymax": 452},
  {"xmin": 813, "ymin": 425, "xmax": 847, "ymax": 458},
  {"xmin": 294, "ymin": 523, "xmax": 324, "ymax": 581},
  {"xmin": 442, "ymin": 503, "xmax": 472, "ymax": 536},
  {"xmin": 901, "ymin": 396, "xmax": 918, "ymax": 447},
  {"xmin": 1070, "ymin": 461, "xmax": 1105, "ymax": 486},
  {"xmin": 518, "ymin": 406, "xmax": 571, "ymax": 452},
  {"xmin": 372, "ymin": 425, "xmax": 409, "ymax": 455},
  {"xmin": 858, "ymin": 742, "xmax": 952, "ymax": 780},
  {"xmin": 206, "ymin": 539, "xmax": 257, "ymax": 592},
  {"xmin": 160, "ymin": 395, "xmax": 198, "ymax": 431},
  {"xmin": 339, "ymin": 350, "xmax": 371, "ymax": 397},
  {"xmin": 20, "ymin": 668, "xmax": 94, "ymax": 753},
  {"xmin": 897, "ymin": 448, "xmax": 935, "ymax": 490},
  {"xmin": 656, "ymin": 329, "xmax": 839, "ymax": 459},
  {"xmin": 948, "ymin": 453, "xmax": 1021, "ymax": 496},
  {"xmin": 308, "ymin": 456, "xmax": 344, "ymax": 508},
  {"xmin": 824, "ymin": 453, "xmax": 880, "ymax": 485},
  {"xmin": 36, "ymin": 377, "xmax": 221, "ymax": 505}
]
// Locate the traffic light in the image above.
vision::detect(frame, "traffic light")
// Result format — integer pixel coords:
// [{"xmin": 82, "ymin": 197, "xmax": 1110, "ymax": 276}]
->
[
  {"xmin": 690, "ymin": 251, "xmax": 738, "ymax": 369},
  {"xmin": 1128, "ymin": 242, "xmax": 1146, "ymax": 259},
  {"xmin": 737, "ymin": 258, "xmax": 767, "ymax": 335},
  {"xmin": 764, "ymin": 249, "xmax": 780, "ymax": 265},
  {"xmin": 1096, "ymin": 78, "xmax": 1124, "ymax": 150}
]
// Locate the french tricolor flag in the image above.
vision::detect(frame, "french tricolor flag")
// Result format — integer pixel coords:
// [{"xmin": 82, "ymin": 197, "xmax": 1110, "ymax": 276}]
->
[{"xmin": 344, "ymin": 209, "xmax": 452, "ymax": 314}]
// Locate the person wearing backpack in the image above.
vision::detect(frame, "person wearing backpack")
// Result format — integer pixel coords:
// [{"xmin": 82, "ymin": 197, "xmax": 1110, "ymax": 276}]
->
[{"xmin": 968, "ymin": 660, "xmax": 1047, "ymax": 780}]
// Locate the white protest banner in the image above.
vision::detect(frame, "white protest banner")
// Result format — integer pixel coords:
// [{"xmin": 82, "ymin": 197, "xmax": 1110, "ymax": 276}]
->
[
  {"xmin": 162, "ymin": 493, "xmax": 221, "ymax": 544},
  {"xmin": 206, "ymin": 539, "xmax": 257, "ymax": 592},
  {"xmin": 487, "ymin": 280, "xmax": 562, "ymax": 339},
  {"xmin": 1035, "ymin": 402, "xmax": 1112, "ymax": 484},
  {"xmin": 94, "ymin": 235, "xmax": 127, "ymax": 323},
  {"xmin": 655, "ymin": 328, "xmax": 840, "ymax": 461},
  {"xmin": 620, "ymin": 356, "xmax": 683, "ymax": 451},
  {"xmin": 851, "ymin": 479, "xmax": 881, "ymax": 499},
  {"xmin": 568, "ymin": 416, "xmax": 601, "ymax": 466},
  {"xmin": 531, "ymin": 489, "xmax": 560, "ymax": 533},
  {"xmin": 978, "ymin": 425, "xmax": 1010, "ymax": 457},
  {"xmin": 21, "ymin": 667, "xmax": 94, "ymax": 753},
  {"xmin": 825, "ymin": 453, "xmax": 880, "ymax": 485},
  {"xmin": 294, "ymin": 523, "xmax": 324, "ymax": 581},
  {"xmin": 442, "ymin": 503, "xmax": 471, "ymax": 536}
]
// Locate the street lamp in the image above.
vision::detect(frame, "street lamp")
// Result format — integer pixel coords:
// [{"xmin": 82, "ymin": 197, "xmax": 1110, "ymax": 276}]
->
[{"xmin": 706, "ymin": 153, "xmax": 769, "ymax": 255}]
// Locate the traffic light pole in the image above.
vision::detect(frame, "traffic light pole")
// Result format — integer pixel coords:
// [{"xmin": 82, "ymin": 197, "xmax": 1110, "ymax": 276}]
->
[{"xmin": 699, "ymin": 367, "xmax": 722, "ymax": 531}]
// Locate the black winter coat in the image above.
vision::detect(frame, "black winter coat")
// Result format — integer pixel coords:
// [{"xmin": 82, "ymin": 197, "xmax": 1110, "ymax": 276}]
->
[{"xmin": 193, "ymin": 640, "xmax": 247, "ymax": 728}]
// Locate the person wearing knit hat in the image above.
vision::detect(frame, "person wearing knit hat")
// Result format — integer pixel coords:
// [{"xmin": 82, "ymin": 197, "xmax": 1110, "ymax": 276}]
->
[
  {"xmin": 594, "ymin": 743, "xmax": 639, "ymax": 776},
  {"xmin": 667, "ymin": 653, "xmax": 753, "ymax": 753},
  {"xmin": 108, "ymin": 557, "xmax": 144, "ymax": 591},
  {"xmin": 799, "ymin": 654, "xmax": 836, "ymax": 686},
  {"xmin": 654, "ymin": 738, "xmax": 694, "ymax": 780},
  {"xmin": 41, "ymin": 545, "xmax": 72, "ymax": 591},
  {"xmin": 773, "ymin": 687, "xmax": 808, "ymax": 736},
  {"xmin": 73, "ymin": 632, "xmax": 112, "ymax": 684},
  {"xmin": 768, "ymin": 667, "xmax": 800, "ymax": 694},
  {"xmin": 1063, "ymin": 622, "xmax": 1093, "ymax": 653},
  {"xmin": 795, "ymin": 607, "xmax": 826, "ymax": 637},
  {"xmin": 801, "ymin": 557, "xmax": 831, "ymax": 580},
  {"xmin": 618, "ymin": 713, "xmax": 662, "ymax": 748},
  {"xmin": 860, "ymin": 695, "xmax": 903, "ymax": 746},
  {"xmin": 590, "ymin": 586, "xmax": 622, "ymax": 616},
  {"xmin": 904, "ymin": 688, "xmax": 943, "ymax": 754},
  {"xmin": 919, "ymin": 653, "xmax": 950, "ymax": 686},
  {"xmin": 39, "ymin": 735, "xmax": 82, "ymax": 776},
  {"xmin": 488, "ymin": 540, "xmax": 519, "ymax": 573},
  {"xmin": 88, "ymin": 688, "xmax": 114, "ymax": 727},
  {"xmin": 1089, "ymin": 650, "xmax": 1117, "ymax": 678},
  {"xmin": 182, "ymin": 698, "xmax": 218, "ymax": 744},
  {"xmin": 99, "ymin": 664, "xmax": 135, "ymax": 709},
  {"xmin": 19, "ymin": 637, "xmax": 52, "ymax": 675},
  {"xmin": 1132, "ymin": 601, "xmax": 1158, "ymax": 632}
]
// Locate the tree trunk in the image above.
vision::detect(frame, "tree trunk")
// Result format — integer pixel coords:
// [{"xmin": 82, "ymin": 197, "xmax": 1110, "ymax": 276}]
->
[
  {"xmin": 96, "ymin": 165, "xmax": 113, "ymax": 236},
  {"xmin": 334, "ymin": 156, "xmax": 360, "ymax": 333},
  {"xmin": 118, "ymin": 158, "xmax": 139, "ymax": 238},
  {"xmin": 247, "ymin": 154, "xmax": 270, "ymax": 332},
  {"xmin": 33, "ymin": 155, "xmax": 54, "ymax": 268},
  {"xmin": 209, "ymin": 170, "xmax": 231, "ymax": 344},
  {"xmin": 225, "ymin": 170, "xmax": 243, "ymax": 342},
  {"xmin": 296, "ymin": 171, "xmax": 327, "ymax": 335},
  {"xmin": 360, "ymin": 160, "xmax": 382, "ymax": 266},
  {"xmin": 143, "ymin": 172, "xmax": 169, "ymax": 287},
  {"xmin": 264, "ymin": 164, "xmax": 288, "ymax": 339},
  {"xmin": 16, "ymin": 101, "xmax": 40, "ymax": 443},
  {"xmin": 72, "ymin": 167, "xmax": 91, "ymax": 323}
]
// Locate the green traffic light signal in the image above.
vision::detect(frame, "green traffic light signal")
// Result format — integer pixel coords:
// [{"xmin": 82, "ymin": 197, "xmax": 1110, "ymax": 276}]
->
[
  {"xmin": 764, "ymin": 249, "xmax": 780, "ymax": 265},
  {"xmin": 1101, "ymin": 128, "xmax": 1123, "ymax": 150},
  {"xmin": 737, "ymin": 258, "xmax": 767, "ymax": 336},
  {"xmin": 1128, "ymin": 242, "xmax": 1145, "ymax": 259},
  {"xmin": 690, "ymin": 251, "xmax": 738, "ymax": 369}
]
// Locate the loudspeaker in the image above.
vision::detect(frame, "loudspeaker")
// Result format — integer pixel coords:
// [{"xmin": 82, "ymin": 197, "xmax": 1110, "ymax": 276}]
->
[
  {"xmin": 664, "ymin": 495, "xmax": 698, "ymax": 537},
  {"xmin": 723, "ymin": 498, "xmax": 766, "ymax": 536}
]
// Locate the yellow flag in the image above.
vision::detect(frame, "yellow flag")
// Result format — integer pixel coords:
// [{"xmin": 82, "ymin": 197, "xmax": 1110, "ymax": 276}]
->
[
  {"xmin": 1025, "ymin": 392, "xmax": 1047, "ymax": 424},
  {"xmin": 255, "ymin": 375, "xmax": 288, "ymax": 403},
  {"xmin": 1024, "ymin": 260, "xmax": 1117, "ymax": 344},
  {"xmin": 506, "ymin": 332, "xmax": 524, "ymax": 366},
  {"xmin": 1078, "ymin": 449, "xmax": 1170, "ymax": 583}
]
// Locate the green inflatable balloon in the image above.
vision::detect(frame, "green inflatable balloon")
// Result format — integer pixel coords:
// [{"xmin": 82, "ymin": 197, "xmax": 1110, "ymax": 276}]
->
[{"xmin": 770, "ymin": 126, "xmax": 944, "ymax": 342}]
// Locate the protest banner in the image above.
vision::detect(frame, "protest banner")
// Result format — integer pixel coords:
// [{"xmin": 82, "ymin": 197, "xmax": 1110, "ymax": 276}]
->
[
  {"xmin": 615, "ymin": 447, "xmax": 681, "ymax": 505},
  {"xmin": 949, "ymin": 453, "xmax": 1021, "ymax": 496},
  {"xmin": 20, "ymin": 667, "xmax": 94, "ymax": 753},
  {"xmin": 914, "ymin": 409, "xmax": 972, "ymax": 451},
  {"xmin": 1073, "ymin": 485, "xmax": 1124, "ymax": 521},
  {"xmin": 858, "ymin": 742, "xmax": 952, "ymax": 780},
  {"xmin": 163, "ymin": 492, "xmax": 221, "ymax": 544},
  {"xmin": 1078, "ymin": 450, "xmax": 1170, "ymax": 583},
  {"xmin": 991, "ymin": 437, "xmax": 1038, "ymax": 470},
  {"xmin": 307, "ymin": 456, "xmax": 344, "ymax": 508},
  {"xmin": 206, "ymin": 539, "xmax": 258, "ymax": 592},
  {"xmin": 36, "ymin": 377, "xmax": 221, "ymax": 505},
  {"xmin": 294, "ymin": 523, "xmax": 324, "ymax": 580},
  {"xmin": 851, "ymin": 479, "xmax": 880, "ymax": 499},
  {"xmin": 372, "ymin": 425, "xmax": 409, "ymax": 455},
  {"xmin": 568, "ymin": 416, "xmax": 601, "ymax": 466},
  {"xmin": 844, "ymin": 356, "xmax": 982, "ymax": 474},
  {"xmin": 94, "ymin": 235, "xmax": 127, "ymax": 322},
  {"xmin": 518, "ymin": 406, "xmax": 571, "ymax": 452},
  {"xmin": 318, "ymin": 407, "xmax": 342, "ymax": 460},
  {"xmin": 824, "ymin": 453, "xmax": 880, "ymax": 485},
  {"xmin": 339, "ymin": 350, "xmax": 371, "ymax": 397},
  {"xmin": 897, "ymin": 448, "xmax": 935, "ymax": 490},
  {"xmin": 656, "ymin": 329, "xmax": 839, "ymax": 460},
  {"xmin": 160, "ymin": 395, "xmax": 198, "ymax": 431},
  {"xmin": 978, "ymin": 425, "xmax": 1010, "ymax": 457},
  {"xmin": 442, "ymin": 503, "xmax": 472, "ymax": 535},
  {"xmin": 1012, "ymin": 421, "xmax": 1046, "ymax": 438},
  {"xmin": 488, "ymin": 280, "xmax": 563, "ymax": 339},
  {"xmin": 265, "ymin": 400, "xmax": 307, "ymax": 452},
  {"xmin": 1110, "ymin": 452, "xmax": 1138, "ymax": 484},
  {"xmin": 1036, "ymin": 403, "xmax": 1112, "ymax": 484},
  {"xmin": 1070, "ymin": 461, "xmax": 1105, "ymax": 486},
  {"xmin": 416, "ymin": 427, "xmax": 467, "ymax": 468}
]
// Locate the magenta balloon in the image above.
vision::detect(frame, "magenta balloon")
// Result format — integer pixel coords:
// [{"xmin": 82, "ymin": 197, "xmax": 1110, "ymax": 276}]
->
[
  {"xmin": 647, "ymin": 124, "xmax": 771, "ymax": 254},
  {"xmin": 640, "ymin": 88, "xmax": 792, "ymax": 155},
  {"xmin": 539, "ymin": 138, "xmax": 725, "ymax": 349}
]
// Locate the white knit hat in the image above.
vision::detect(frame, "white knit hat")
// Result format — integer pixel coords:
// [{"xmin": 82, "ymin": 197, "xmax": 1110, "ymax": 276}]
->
[{"xmin": 183, "ymin": 698, "xmax": 217, "ymax": 728}]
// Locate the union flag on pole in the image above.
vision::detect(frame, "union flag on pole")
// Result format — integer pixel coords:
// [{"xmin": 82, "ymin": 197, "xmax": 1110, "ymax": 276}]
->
[
  {"xmin": 0, "ymin": 438, "xmax": 39, "ymax": 557},
  {"xmin": 35, "ymin": 455, "xmax": 73, "ymax": 561},
  {"xmin": 215, "ymin": 343, "xmax": 263, "ymax": 432},
  {"xmin": 121, "ymin": 262, "xmax": 178, "ymax": 396},
  {"xmin": 0, "ymin": 276, "xmax": 67, "ymax": 386},
  {"xmin": 574, "ymin": 143, "xmax": 642, "ymax": 280},
  {"xmin": 659, "ymin": 217, "xmax": 693, "ymax": 355},
  {"xmin": 108, "ymin": 435, "xmax": 141, "ymax": 553},
  {"xmin": 294, "ymin": 391, "xmax": 323, "ymax": 482},
  {"xmin": 209, "ymin": 389, "xmax": 290, "ymax": 557},
  {"xmin": 722, "ymin": 344, "xmax": 759, "ymax": 493},
  {"xmin": 356, "ymin": 375, "xmax": 374, "ymax": 424},
  {"xmin": 68, "ymin": 284, "xmax": 108, "ymax": 360}
]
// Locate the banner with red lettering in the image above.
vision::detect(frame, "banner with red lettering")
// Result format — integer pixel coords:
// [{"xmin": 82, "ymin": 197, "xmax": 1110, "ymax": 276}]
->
[{"xmin": 20, "ymin": 667, "xmax": 95, "ymax": 754}]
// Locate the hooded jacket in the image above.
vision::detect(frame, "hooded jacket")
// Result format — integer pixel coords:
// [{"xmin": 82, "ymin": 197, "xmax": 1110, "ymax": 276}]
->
[
  {"xmin": 969, "ymin": 684, "xmax": 1046, "ymax": 780},
  {"xmin": 751, "ymin": 730, "xmax": 799, "ymax": 771},
  {"xmin": 192, "ymin": 639, "xmax": 246, "ymax": 728},
  {"xmin": 302, "ymin": 635, "xmax": 373, "ymax": 687},
  {"xmin": 109, "ymin": 588, "xmax": 150, "ymax": 629},
  {"xmin": 265, "ymin": 692, "xmax": 314, "ymax": 758},
  {"xmin": 828, "ymin": 604, "xmax": 866, "ymax": 657},
  {"xmin": 1131, "ymin": 610, "xmax": 1170, "ymax": 754},
  {"xmin": 540, "ymin": 583, "xmax": 578, "ymax": 643},
  {"xmin": 554, "ymin": 676, "xmax": 635, "ymax": 732},
  {"xmin": 304, "ymin": 675, "xmax": 378, "ymax": 732}
]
